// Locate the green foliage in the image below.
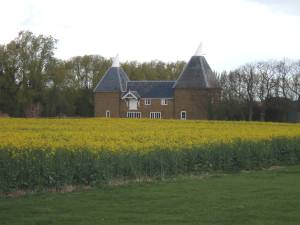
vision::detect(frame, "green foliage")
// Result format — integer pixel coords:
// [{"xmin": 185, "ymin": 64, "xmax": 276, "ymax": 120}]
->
[
  {"xmin": 0, "ymin": 31, "xmax": 186, "ymax": 117},
  {"xmin": 1, "ymin": 137, "xmax": 299, "ymax": 193},
  {"xmin": 1, "ymin": 30, "xmax": 300, "ymax": 121},
  {"xmin": 0, "ymin": 31, "xmax": 57, "ymax": 116},
  {"xmin": 1, "ymin": 166, "xmax": 300, "ymax": 225}
]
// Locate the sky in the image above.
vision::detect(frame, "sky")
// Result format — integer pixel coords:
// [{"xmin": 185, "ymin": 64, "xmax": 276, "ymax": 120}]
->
[{"xmin": 1, "ymin": 0, "xmax": 300, "ymax": 72}]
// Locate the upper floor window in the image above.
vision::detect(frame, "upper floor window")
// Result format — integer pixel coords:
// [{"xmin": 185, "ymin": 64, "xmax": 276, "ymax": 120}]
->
[
  {"xmin": 161, "ymin": 99, "xmax": 168, "ymax": 105},
  {"xmin": 144, "ymin": 99, "xmax": 151, "ymax": 105}
]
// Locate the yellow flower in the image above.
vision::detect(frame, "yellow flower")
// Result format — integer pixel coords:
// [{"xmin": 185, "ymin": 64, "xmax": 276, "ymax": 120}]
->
[{"xmin": 0, "ymin": 118, "xmax": 299, "ymax": 153}]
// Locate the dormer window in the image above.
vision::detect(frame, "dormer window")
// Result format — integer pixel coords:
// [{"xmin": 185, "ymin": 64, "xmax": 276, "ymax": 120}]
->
[
  {"xmin": 144, "ymin": 99, "xmax": 151, "ymax": 105},
  {"xmin": 161, "ymin": 99, "xmax": 168, "ymax": 105}
]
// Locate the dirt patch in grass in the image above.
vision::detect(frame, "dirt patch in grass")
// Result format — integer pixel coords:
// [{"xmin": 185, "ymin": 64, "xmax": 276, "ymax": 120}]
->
[
  {"xmin": 267, "ymin": 165, "xmax": 285, "ymax": 171},
  {"xmin": 2, "ymin": 185, "xmax": 93, "ymax": 198}
]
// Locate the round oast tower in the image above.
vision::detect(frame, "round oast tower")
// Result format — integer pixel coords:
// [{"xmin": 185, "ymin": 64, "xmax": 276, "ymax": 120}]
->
[
  {"xmin": 93, "ymin": 55, "xmax": 129, "ymax": 117},
  {"xmin": 173, "ymin": 44, "xmax": 220, "ymax": 120}
]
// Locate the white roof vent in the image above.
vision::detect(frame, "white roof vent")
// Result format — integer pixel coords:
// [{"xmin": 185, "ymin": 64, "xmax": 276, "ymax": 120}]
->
[
  {"xmin": 112, "ymin": 54, "xmax": 120, "ymax": 67},
  {"xmin": 194, "ymin": 42, "xmax": 205, "ymax": 56}
]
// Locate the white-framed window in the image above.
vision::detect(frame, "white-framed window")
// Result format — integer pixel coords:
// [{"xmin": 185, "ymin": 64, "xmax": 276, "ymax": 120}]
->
[
  {"xmin": 127, "ymin": 112, "xmax": 141, "ymax": 118},
  {"xmin": 161, "ymin": 99, "xmax": 168, "ymax": 105},
  {"xmin": 180, "ymin": 111, "xmax": 187, "ymax": 120},
  {"xmin": 144, "ymin": 99, "xmax": 151, "ymax": 105},
  {"xmin": 150, "ymin": 112, "xmax": 161, "ymax": 119},
  {"xmin": 106, "ymin": 110, "xmax": 110, "ymax": 118}
]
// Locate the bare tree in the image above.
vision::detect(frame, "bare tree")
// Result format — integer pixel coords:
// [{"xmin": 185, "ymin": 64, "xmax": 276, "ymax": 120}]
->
[
  {"xmin": 289, "ymin": 60, "xmax": 300, "ymax": 101},
  {"xmin": 256, "ymin": 61, "xmax": 277, "ymax": 100},
  {"xmin": 256, "ymin": 61, "xmax": 277, "ymax": 120},
  {"xmin": 239, "ymin": 64, "xmax": 259, "ymax": 121},
  {"xmin": 275, "ymin": 59, "xmax": 293, "ymax": 99}
]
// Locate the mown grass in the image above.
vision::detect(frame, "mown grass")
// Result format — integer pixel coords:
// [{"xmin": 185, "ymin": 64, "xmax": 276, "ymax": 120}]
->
[{"xmin": 1, "ymin": 165, "xmax": 300, "ymax": 225}]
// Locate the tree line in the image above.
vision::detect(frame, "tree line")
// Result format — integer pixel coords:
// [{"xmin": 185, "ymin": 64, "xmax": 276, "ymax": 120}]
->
[
  {"xmin": 217, "ymin": 60, "xmax": 300, "ymax": 122},
  {"xmin": 0, "ymin": 31, "xmax": 185, "ymax": 117},
  {"xmin": 0, "ymin": 31, "xmax": 299, "ymax": 121}
]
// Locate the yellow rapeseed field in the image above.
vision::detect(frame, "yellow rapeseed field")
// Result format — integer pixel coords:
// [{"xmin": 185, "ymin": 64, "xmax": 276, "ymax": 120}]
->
[
  {"xmin": 0, "ymin": 118, "xmax": 300, "ymax": 152},
  {"xmin": 1, "ymin": 118, "xmax": 300, "ymax": 191}
]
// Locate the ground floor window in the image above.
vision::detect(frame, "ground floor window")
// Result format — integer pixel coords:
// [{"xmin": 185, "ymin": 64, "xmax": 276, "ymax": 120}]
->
[
  {"xmin": 150, "ymin": 112, "xmax": 161, "ymax": 119},
  {"xmin": 127, "ymin": 112, "xmax": 141, "ymax": 118},
  {"xmin": 180, "ymin": 111, "xmax": 187, "ymax": 120},
  {"xmin": 106, "ymin": 110, "xmax": 110, "ymax": 118}
]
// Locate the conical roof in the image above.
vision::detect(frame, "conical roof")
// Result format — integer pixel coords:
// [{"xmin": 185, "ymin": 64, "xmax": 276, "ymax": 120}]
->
[
  {"xmin": 173, "ymin": 48, "xmax": 218, "ymax": 89},
  {"xmin": 94, "ymin": 55, "xmax": 129, "ymax": 92}
]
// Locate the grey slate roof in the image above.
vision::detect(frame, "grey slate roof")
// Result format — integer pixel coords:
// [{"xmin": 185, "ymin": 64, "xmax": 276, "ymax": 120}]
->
[
  {"xmin": 127, "ymin": 81, "xmax": 175, "ymax": 98},
  {"xmin": 173, "ymin": 56, "xmax": 219, "ymax": 89},
  {"xmin": 94, "ymin": 54, "xmax": 218, "ymax": 98},
  {"xmin": 94, "ymin": 67, "xmax": 129, "ymax": 92}
]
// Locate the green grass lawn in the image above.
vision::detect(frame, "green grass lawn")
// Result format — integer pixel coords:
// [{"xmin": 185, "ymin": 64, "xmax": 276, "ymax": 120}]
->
[{"xmin": 1, "ymin": 166, "xmax": 300, "ymax": 225}]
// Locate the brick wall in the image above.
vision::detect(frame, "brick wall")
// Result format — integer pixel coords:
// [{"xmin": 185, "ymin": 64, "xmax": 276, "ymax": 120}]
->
[
  {"xmin": 174, "ymin": 88, "xmax": 209, "ymax": 120},
  {"xmin": 94, "ymin": 92, "xmax": 120, "ymax": 117},
  {"xmin": 120, "ymin": 98, "xmax": 174, "ymax": 119},
  {"xmin": 95, "ymin": 89, "xmax": 220, "ymax": 120},
  {"xmin": 0, "ymin": 111, "xmax": 9, "ymax": 117}
]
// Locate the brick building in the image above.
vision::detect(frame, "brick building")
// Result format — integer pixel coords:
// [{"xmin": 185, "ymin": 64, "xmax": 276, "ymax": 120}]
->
[{"xmin": 94, "ymin": 46, "xmax": 220, "ymax": 120}]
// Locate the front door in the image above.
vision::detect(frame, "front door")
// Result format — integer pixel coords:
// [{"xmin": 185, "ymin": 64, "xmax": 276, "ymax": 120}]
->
[
  {"xmin": 180, "ymin": 111, "xmax": 187, "ymax": 120},
  {"xmin": 129, "ymin": 99, "xmax": 138, "ymax": 110}
]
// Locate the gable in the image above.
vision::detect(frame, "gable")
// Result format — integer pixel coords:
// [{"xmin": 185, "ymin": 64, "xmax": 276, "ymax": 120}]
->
[{"xmin": 121, "ymin": 91, "xmax": 140, "ymax": 100}]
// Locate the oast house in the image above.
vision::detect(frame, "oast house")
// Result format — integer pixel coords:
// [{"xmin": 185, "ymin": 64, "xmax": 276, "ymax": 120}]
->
[{"xmin": 94, "ymin": 46, "xmax": 220, "ymax": 120}]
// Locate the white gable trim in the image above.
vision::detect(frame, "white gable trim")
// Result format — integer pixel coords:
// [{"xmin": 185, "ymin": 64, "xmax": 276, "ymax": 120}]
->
[{"xmin": 122, "ymin": 91, "xmax": 139, "ymax": 100}]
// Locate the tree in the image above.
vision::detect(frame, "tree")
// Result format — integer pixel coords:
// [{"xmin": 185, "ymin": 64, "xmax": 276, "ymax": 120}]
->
[
  {"xmin": 256, "ymin": 61, "xmax": 277, "ymax": 120},
  {"xmin": 0, "ymin": 42, "xmax": 20, "ymax": 115},
  {"xmin": 275, "ymin": 59, "xmax": 293, "ymax": 99},
  {"xmin": 289, "ymin": 60, "xmax": 300, "ymax": 101},
  {"xmin": 2, "ymin": 31, "xmax": 57, "ymax": 116},
  {"xmin": 217, "ymin": 70, "xmax": 248, "ymax": 120}
]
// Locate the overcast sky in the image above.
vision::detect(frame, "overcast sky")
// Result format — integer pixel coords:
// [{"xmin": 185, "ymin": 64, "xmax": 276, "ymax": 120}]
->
[{"xmin": 1, "ymin": 0, "xmax": 300, "ymax": 71}]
